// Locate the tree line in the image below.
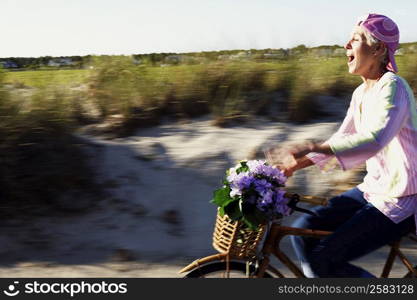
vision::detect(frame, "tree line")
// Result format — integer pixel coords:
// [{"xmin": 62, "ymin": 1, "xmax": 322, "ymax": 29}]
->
[{"xmin": 2, "ymin": 41, "xmax": 416, "ymax": 69}]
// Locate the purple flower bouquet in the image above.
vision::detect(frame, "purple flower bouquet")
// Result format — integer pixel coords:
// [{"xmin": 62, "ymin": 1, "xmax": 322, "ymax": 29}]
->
[{"xmin": 211, "ymin": 160, "xmax": 291, "ymax": 229}]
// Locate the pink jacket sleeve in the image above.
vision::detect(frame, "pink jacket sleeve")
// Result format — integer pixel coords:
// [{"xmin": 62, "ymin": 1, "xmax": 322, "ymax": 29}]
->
[{"xmin": 328, "ymin": 79, "xmax": 409, "ymax": 170}]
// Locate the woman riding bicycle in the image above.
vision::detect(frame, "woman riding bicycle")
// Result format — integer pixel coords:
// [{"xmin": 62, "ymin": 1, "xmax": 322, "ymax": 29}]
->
[{"xmin": 280, "ymin": 14, "xmax": 417, "ymax": 277}]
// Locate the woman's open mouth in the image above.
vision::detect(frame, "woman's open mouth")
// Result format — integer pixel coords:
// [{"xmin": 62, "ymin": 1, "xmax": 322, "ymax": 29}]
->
[{"xmin": 347, "ymin": 55, "xmax": 355, "ymax": 64}]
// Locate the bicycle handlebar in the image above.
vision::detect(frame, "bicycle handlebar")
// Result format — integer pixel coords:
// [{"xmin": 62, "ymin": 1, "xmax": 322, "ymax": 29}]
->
[
  {"xmin": 298, "ymin": 194, "xmax": 328, "ymax": 206},
  {"xmin": 285, "ymin": 192, "xmax": 327, "ymax": 205},
  {"xmin": 285, "ymin": 193, "xmax": 328, "ymax": 217}
]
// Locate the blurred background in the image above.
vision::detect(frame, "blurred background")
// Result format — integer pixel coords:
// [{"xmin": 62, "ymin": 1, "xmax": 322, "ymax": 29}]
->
[{"xmin": 0, "ymin": 0, "xmax": 416, "ymax": 277}]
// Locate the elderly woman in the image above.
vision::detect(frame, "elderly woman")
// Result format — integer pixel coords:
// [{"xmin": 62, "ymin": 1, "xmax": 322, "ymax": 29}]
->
[{"xmin": 283, "ymin": 14, "xmax": 417, "ymax": 277}]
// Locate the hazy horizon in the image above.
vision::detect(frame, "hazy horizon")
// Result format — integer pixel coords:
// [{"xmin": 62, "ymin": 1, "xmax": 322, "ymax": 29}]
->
[{"xmin": 2, "ymin": 0, "xmax": 417, "ymax": 57}]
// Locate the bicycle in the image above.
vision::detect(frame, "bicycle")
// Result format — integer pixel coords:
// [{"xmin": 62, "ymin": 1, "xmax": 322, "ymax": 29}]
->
[{"xmin": 179, "ymin": 193, "xmax": 417, "ymax": 278}]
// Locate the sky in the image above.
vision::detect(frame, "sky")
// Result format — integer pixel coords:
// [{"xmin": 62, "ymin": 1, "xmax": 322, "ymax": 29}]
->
[{"xmin": 1, "ymin": 0, "xmax": 417, "ymax": 57}]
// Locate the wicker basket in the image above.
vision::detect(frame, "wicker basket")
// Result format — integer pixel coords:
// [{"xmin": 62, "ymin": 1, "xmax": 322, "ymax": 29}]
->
[{"xmin": 212, "ymin": 210, "xmax": 266, "ymax": 259}]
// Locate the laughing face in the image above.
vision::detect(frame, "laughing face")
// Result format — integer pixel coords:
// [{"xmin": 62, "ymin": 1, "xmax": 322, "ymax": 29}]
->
[{"xmin": 344, "ymin": 26, "xmax": 380, "ymax": 76}]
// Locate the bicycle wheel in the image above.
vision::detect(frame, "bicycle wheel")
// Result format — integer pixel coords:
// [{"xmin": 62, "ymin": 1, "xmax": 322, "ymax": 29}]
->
[
  {"xmin": 403, "ymin": 265, "xmax": 417, "ymax": 278},
  {"xmin": 184, "ymin": 261, "xmax": 274, "ymax": 278}
]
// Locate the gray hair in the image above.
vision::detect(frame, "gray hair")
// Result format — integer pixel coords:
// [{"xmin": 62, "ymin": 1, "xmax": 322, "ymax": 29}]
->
[{"xmin": 361, "ymin": 27, "xmax": 389, "ymax": 69}]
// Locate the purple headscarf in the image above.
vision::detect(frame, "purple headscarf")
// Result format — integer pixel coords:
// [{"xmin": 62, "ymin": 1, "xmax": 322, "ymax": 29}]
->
[{"xmin": 357, "ymin": 14, "xmax": 400, "ymax": 73}]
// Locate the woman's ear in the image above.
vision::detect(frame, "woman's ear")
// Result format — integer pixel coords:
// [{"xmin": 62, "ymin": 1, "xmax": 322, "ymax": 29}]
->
[{"xmin": 374, "ymin": 43, "xmax": 386, "ymax": 56}]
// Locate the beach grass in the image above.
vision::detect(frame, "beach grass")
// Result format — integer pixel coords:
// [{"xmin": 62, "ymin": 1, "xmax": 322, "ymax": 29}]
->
[
  {"xmin": 4, "ymin": 69, "xmax": 89, "ymax": 88},
  {"xmin": 4, "ymin": 53, "xmax": 417, "ymax": 128},
  {"xmin": 0, "ymin": 70, "xmax": 98, "ymax": 214}
]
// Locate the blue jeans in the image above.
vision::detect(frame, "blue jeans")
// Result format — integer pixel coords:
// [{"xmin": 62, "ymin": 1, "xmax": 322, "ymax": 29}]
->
[{"xmin": 290, "ymin": 187, "xmax": 416, "ymax": 278}]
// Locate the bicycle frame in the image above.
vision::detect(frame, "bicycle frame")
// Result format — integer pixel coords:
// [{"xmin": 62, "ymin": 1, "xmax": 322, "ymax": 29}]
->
[
  {"xmin": 255, "ymin": 224, "xmax": 331, "ymax": 277},
  {"xmin": 179, "ymin": 222, "xmax": 331, "ymax": 277}
]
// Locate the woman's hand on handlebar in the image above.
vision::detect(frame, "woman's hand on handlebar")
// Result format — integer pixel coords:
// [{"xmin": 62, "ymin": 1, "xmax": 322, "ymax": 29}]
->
[
  {"xmin": 263, "ymin": 147, "xmax": 297, "ymax": 177},
  {"xmin": 264, "ymin": 142, "xmax": 317, "ymax": 177},
  {"xmin": 279, "ymin": 155, "xmax": 315, "ymax": 178},
  {"xmin": 282, "ymin": 166, "xmax": 295, "ymax": 177},
  {"xmin": 280, "ymin": 156, "xmax": 298, "ymax": 177}
]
